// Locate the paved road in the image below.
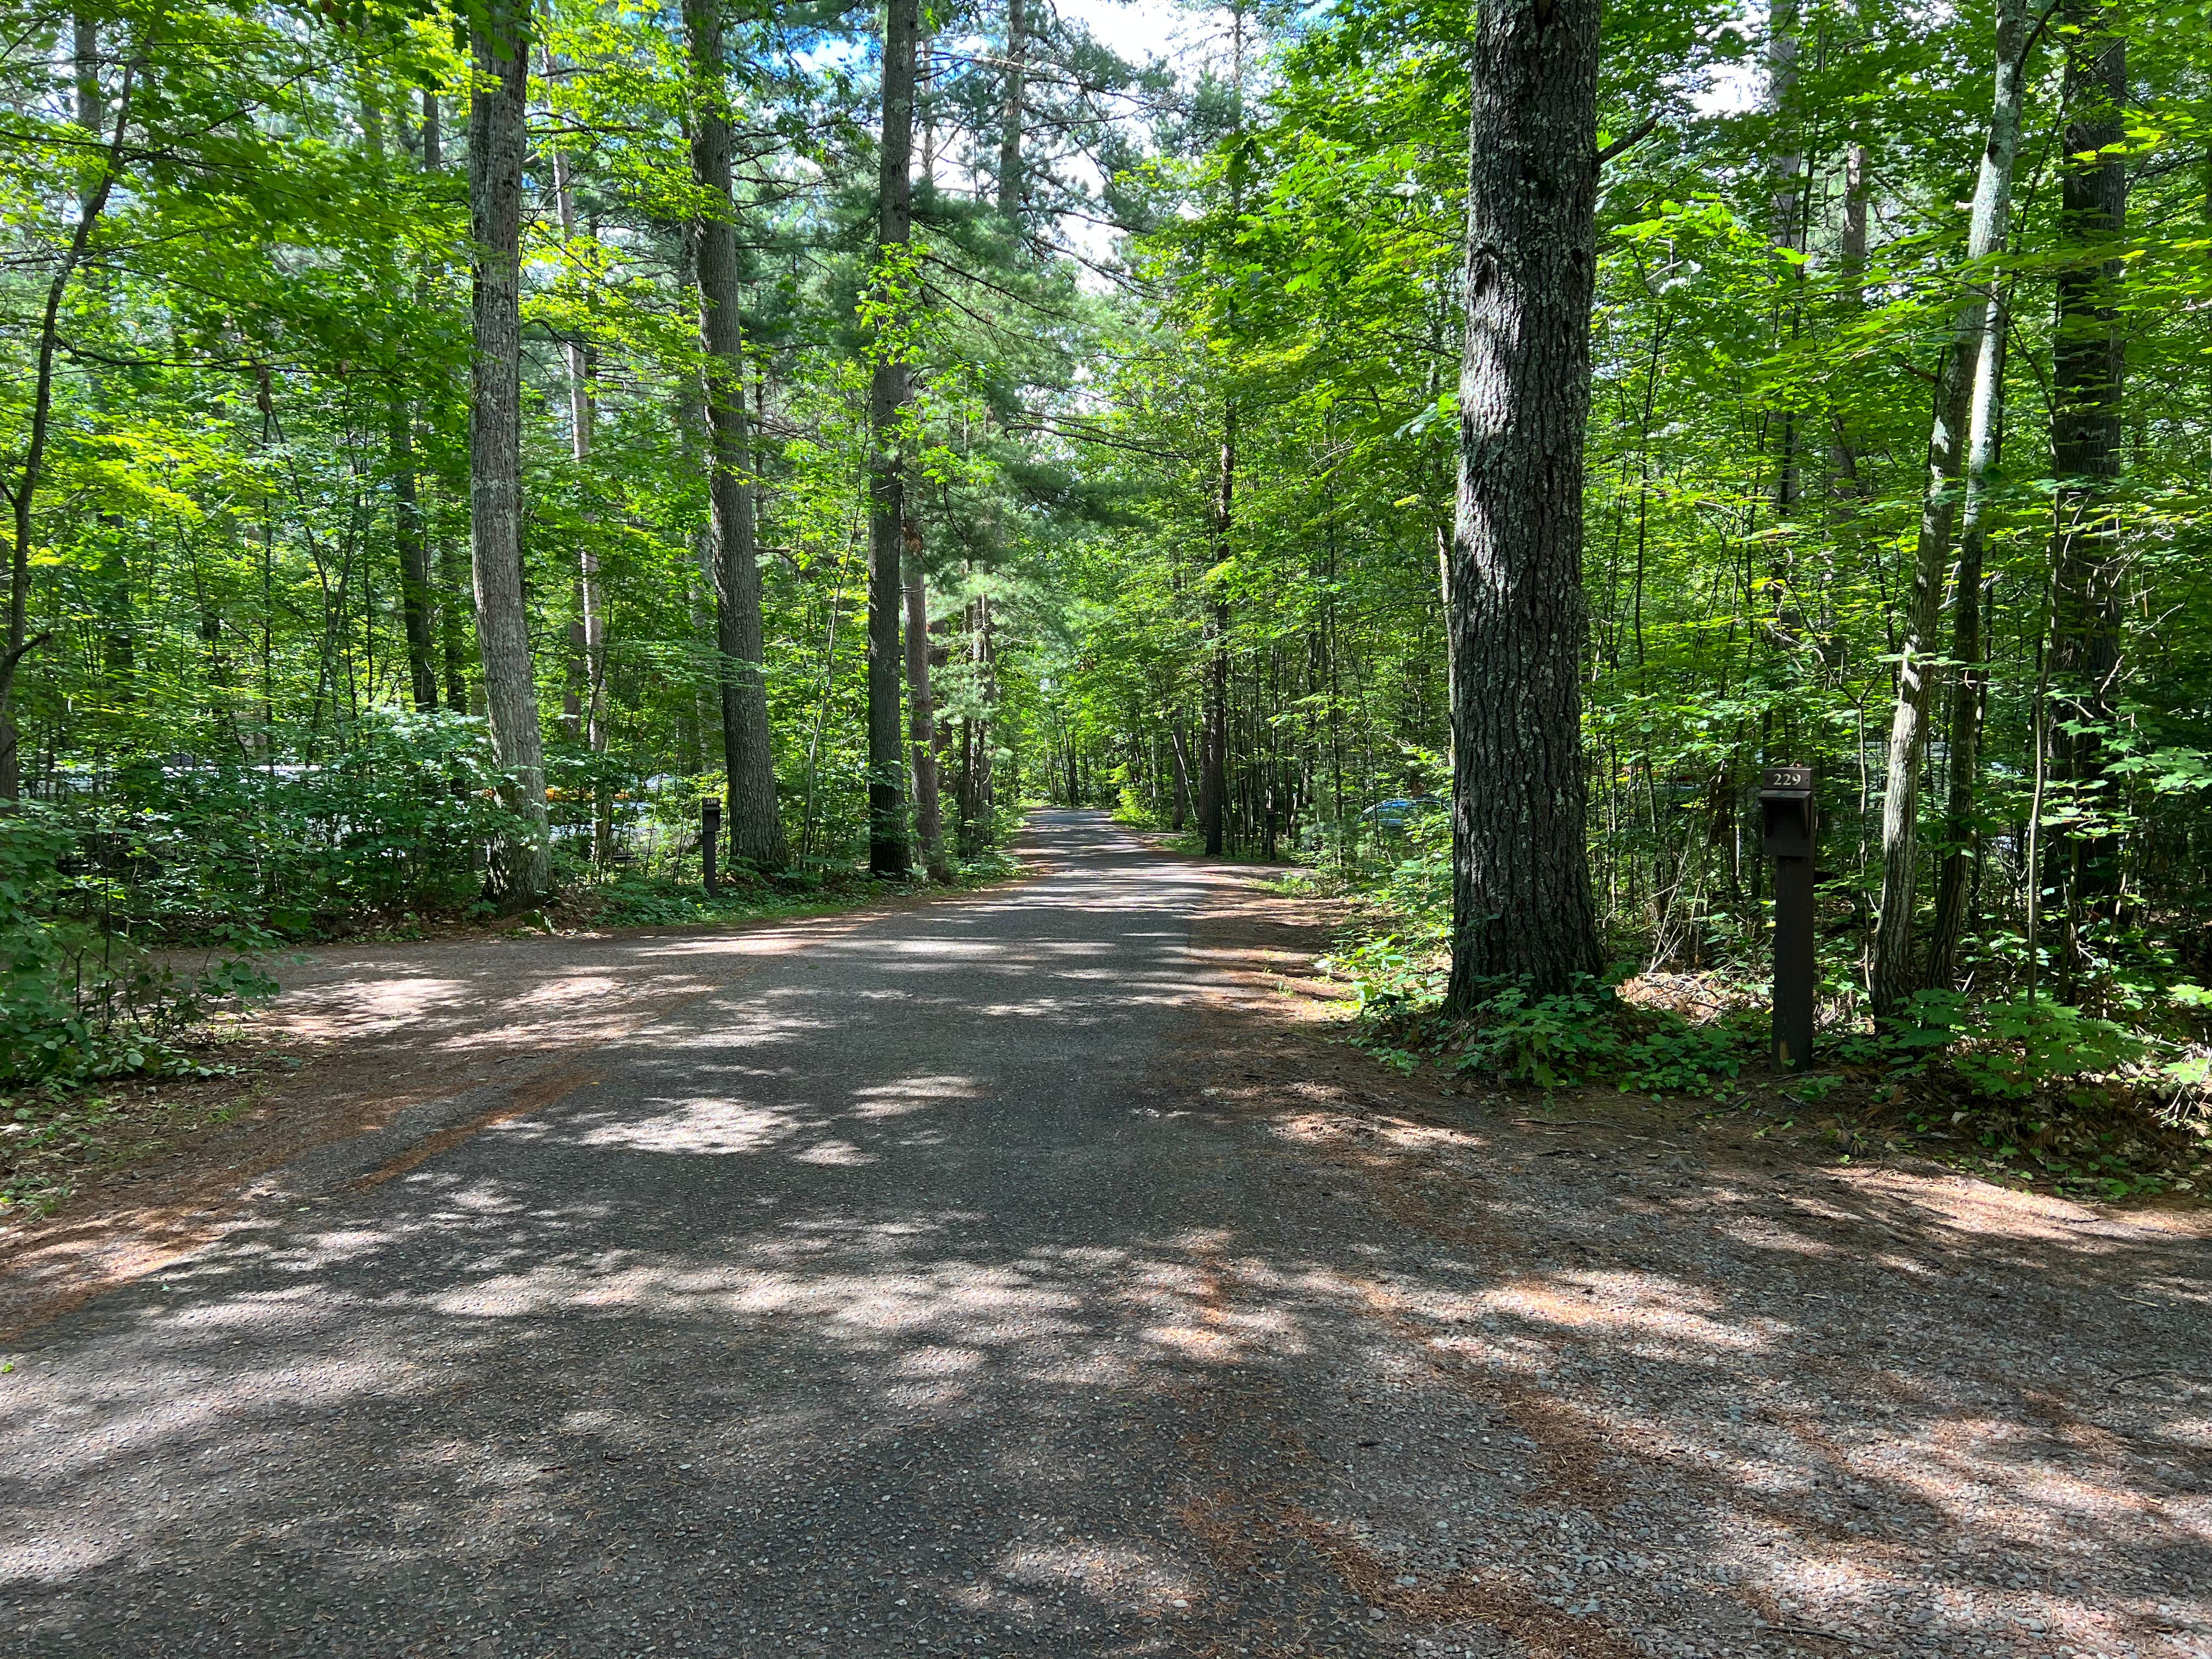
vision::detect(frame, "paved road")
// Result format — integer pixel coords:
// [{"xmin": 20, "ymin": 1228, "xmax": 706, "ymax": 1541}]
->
[
  {"xmin": 6, "ymin": 812, "xmax": 2207, "ymax": 1659},
  {"xmin": 0, "ymin": 814, "xmax": 1391, "ymax": 1657}
]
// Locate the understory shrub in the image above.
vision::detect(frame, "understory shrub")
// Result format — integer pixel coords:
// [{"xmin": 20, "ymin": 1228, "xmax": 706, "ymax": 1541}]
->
[
  {"xmin": 106, "ymin": 709, "xmax": 531, "ymax": 936},
  {"xmin": 2, "ymin": 803, "xmax": 277, "ymax": 1086},
  {"xmin": 1452, "ymin": 977, "xmax": 1760, "ymax": 1093},
  {"xmin": 1838, "ymin": 989, "xmax": 2152, "ymax": 1098}
]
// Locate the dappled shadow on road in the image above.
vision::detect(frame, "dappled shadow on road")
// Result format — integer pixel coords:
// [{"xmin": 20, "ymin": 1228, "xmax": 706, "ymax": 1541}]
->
[
  {"xmin": 1178, "ymin": 878, "xmax": 2212, "ymax": 1659},
  {"xmin": 2, "ymin": 814, "xmax": 2208, "ymax": 1658},
  {"xmin": 0, "ymin": 855, "xmax": 990, "ymax": 1341}
]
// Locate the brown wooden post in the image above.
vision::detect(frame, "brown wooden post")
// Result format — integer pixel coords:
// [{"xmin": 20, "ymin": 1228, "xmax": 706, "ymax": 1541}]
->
[
  {"xmin": 1759, "ymin": 765, "xmax": 1818, "ymax": 1070},
  {"xmin": 702, "ymin": 798, "xmax": 721, "ymax": 896}
]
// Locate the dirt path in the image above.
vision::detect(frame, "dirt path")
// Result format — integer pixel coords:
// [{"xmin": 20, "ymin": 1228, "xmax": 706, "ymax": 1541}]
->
[{"xmin": 2, "ymin": 812, "xmax": 2206, "ymax": 1659}]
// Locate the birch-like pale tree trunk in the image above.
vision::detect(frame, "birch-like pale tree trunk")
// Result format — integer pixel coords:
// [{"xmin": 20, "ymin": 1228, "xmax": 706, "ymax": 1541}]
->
[
  {"xmin": 546, "ymin": 52, "xmax": 608, "ymax": 757},
  {"xmin": 421, "ymin": 90, "xmax": 472, "ymax": 717},
  {"xmin": 1869, "ymin": 0, "xmax": 2029, "ymax": 1015},
  {"xmin": 683, "ymin": 0, "xmax": 786, "ymax": 870},
  {"xmin": 1199, "ymin": 425, "xmax": 1232, "ymax": 856},
  {"xmin": 1169, "ymin": 720, "xmax": 1192, "ymax": 831},
  {"xmin": 1927, "ymin": 87, "xmax": 2031, "ymax": 985},
  {"xmin": 902, "ymin": 521, "xmax": 949, "ymax": 879},
  {"xmin": 468, "ymin": 7, "xmax": 551, "ymax": 900}
]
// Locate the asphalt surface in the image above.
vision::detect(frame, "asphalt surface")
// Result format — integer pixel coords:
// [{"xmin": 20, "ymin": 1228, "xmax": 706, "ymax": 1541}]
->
[
  {"xmin": 0, "ymin": 812, "xmax": 1401, "ymax": 1657},
  {"xmin": 8, "ymin": 812, "xmax": 2207, "ymax": 1659}
]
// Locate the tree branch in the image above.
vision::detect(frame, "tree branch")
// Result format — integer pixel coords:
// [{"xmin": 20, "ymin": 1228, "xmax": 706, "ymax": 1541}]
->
[{"xmin": 1598, "ymin": 116, "xmax": 1659, "ymax": 167}]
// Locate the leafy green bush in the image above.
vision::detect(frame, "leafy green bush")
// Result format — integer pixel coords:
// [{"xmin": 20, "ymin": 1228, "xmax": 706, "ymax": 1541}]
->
[
  {"xmin": 1453, "ymin": 977, "xmax": 1756, "ymax": 1093},
  {"xmin": 1, "ymin": 803, "xmax": 277, "ymax": 1086},
  {"xmin": 1322, "ymin": 930, "xmax": 1449, "ymax": 1013},
  {"xmin": 1950, "ymin": 997, "xmax": 2148, "ymax": 1099},
  {"xmin": 109, "ymin": 710, "xmax": 529, "ymax": 936},
  {"xmin": 1832, "ymin": 987, "xmax": 2149, "ymax": 1099}
]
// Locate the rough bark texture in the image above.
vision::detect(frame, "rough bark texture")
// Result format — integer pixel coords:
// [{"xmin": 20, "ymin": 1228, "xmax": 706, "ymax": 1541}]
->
[
  {"xmin": 2046, "ymin": 0, "xmax": 2127, "ymax": 986},
  {"xmin": 1442, "ymin": 0, "xmax": 1605, "ymax": 1005},
  {"xmin": 867, "ymin": 0, "xmax": 919, "ymax": 875},
  {"xmin": 468, "ymin": 10, "xmax": 551, "ymax": 901},
  {"xmin": 902, "ymin": 526, "xmax": 949, "ymax": 879},
  {"xmin": 1869, "ymin": 0, "xmax": 2026, "ymax": 1016},
  {"xmin": 1841, "ymin": 139, "xmax": 1869, "ymax": 297},
  {"xmin": 685, "ymin": 0, "xmax": 786, "ymax": 871},
  {"xmin": 1825, "ymin": 136, "xmax": 1870, "ymax": 498}
]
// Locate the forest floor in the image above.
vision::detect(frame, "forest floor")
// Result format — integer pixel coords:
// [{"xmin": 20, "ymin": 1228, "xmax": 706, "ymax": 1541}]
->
[{"xmin": 1, "ymin": 811, "xmax": 2207, "ymax": 1659}]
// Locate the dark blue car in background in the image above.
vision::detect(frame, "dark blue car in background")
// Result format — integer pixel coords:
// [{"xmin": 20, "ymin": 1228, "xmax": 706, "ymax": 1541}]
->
[{"xmin": 1360, "ymin": 795, "xmax": 1444, "ymax": 833}]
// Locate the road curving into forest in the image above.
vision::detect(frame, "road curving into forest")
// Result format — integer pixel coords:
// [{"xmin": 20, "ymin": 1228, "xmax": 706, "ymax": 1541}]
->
[{"xmin": 2, "ymin": 812, "xmax": 2208, "ymax": 1659}]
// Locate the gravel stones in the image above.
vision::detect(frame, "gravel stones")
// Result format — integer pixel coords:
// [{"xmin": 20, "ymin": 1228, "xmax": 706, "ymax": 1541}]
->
[{"xmin": 2, "ymin": 814, "xmax": 2205, "ymax": 1658}]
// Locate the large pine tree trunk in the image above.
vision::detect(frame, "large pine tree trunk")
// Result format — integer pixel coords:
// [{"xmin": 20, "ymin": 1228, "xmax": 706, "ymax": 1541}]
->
[
  {"xmin": 685, "ymin": 0, "xmax": 786, "ymax": 871},
  {"xmin": 867, "ymin": 0, "xmax": 919, "ymax": 875},
  {"xmin": 1869, "ymin": 0, "xmax": 2028, "ymax": 1015},
  {"xmin": 2046, "ymin": 0, "xmax": 2127, "ymax": 992},
  {"xmin": 1442, "ymin": 0, "xmax": 1605, "ymax": 1005},
  {"xmin": 469, "ymin": 8, "xmax": 551, "ymax": 900}
]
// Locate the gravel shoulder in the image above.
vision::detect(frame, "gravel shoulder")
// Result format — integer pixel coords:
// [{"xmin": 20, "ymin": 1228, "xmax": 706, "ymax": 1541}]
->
[{"xmin": 1, "ymin": 812, "xmax": 2205, "ymax": 1659}]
